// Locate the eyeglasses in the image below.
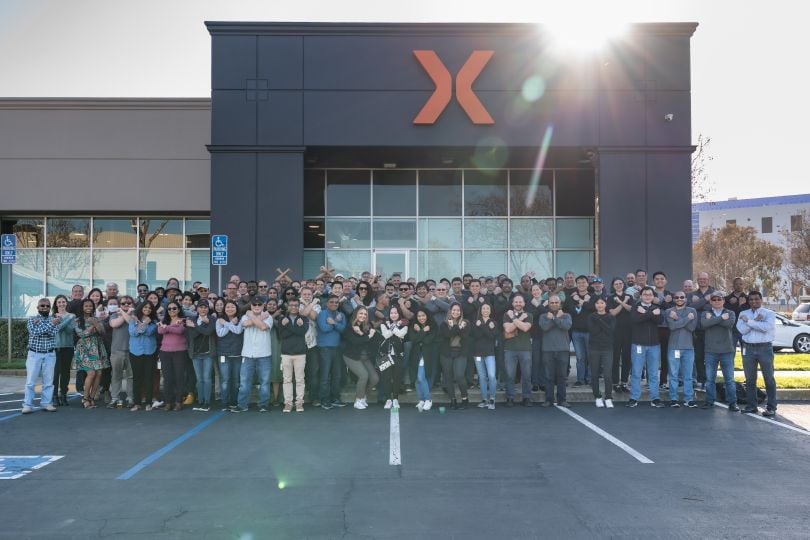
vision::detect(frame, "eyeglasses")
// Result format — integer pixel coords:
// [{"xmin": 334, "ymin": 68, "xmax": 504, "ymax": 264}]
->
[
  {"xmin": 285, "ymin": 291, "xmax": 296, "ymax": 295},
  {"xmin": 673, "ymin": 296, "xmax": 686, "ymax": 300},
  {"xmin": 38, "ymin": 304, "xmax": 50, "ymax": 308},
  {"xmin": 137, "ymin": 289, "xmax": 148, "ymax": 293},
  {"xmin": 251, "ymin": 303, "xmax": 264, "ymax": 307},
  {"xmin": 711, "ymin": 297, "xmax": 723, "ymax": 301},
  {"xmin": 358, "ymin": 286, "xmax": 368, "ymax": 290},
  {"xmin": 428, "ymin": 287, "xmax": 436, "ymax": 291},
  {"xmin": 120, "ymin": 302, "xmax": 132, "ymax": 306},
  {"xmin": 399, "ymin": 287, "xmax": 409, "ymax": 292},
  {"xmin": 259, "ymin": 285, "xmax": 268, "ymax": 289},
  {"xmin": 167, "ymin": 307, "xmax": 179, "ymax": 311},
  {"xmin": 436, "ymin": 288, "xmax": 447, "ymax": 292}
]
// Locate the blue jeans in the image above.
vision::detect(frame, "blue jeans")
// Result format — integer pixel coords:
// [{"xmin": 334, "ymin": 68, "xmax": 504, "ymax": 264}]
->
[
  {"xmin": 318, "ymin": 347, "xmax": 342, "ymax": 404},
  {"xmin": 630, "ymin": 344, "xmax": 660, "ymax": 400},
  {"xmin": 705, "ymin": 351, "xmax": 736, "ymax": 405},
  {"xmin": 475, "ymin": 355, "xmax": 497, "ymax": 401},
  {"xmin": 531, "ymin": 336, "xmax": 547, "ymax": 388},
  {"xmin": 571, "ymin": 330, "xmax": 590, "ymax": 384},
  {"xmin": 742, "ymin": 343, "xmax": 776, "ymax": 410},
  {"xmin": 504, "ymin": 349, "xmax": 532, "ymax": 399},
  {"xmin": 668, "ymin": 348, "xmax": 695, "ymax": 402},
  {"xmin": 416, "ymin": 363, "xmax": 431, "ymax": 401},
  {"xmin": 25, "ymin": 351, "xmax": 56, "ymax": 408},
  {"xmin": 192, "ymin": 354, "xmax": 213, "ymax": 405},
  {"xmin": 237, "ymin": 356, "xmax": 272, "ymax": 409},
  {"xmin": 218, "ymin": 356, "xmax": 241, "ymax": 407}
]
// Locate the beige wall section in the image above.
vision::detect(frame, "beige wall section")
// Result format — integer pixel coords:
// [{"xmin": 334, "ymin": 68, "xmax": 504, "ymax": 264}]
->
[{"xmin": 0, "ymin": 98, "xmax": 211, "ymax": 213}]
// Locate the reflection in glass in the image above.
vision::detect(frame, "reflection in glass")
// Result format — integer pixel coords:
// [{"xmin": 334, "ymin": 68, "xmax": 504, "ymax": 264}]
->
[
  {"xmin": 373, "ymin": 219, "xmax": 416, "ymax": 249},
  {"xmin": 418, "ymin": 218, "xmax": 461, "ymax": 249},
  {"xmin": 186, "ymin": 250, "xmax": 210, "ymax": 288},
  {"xmin": 93, "ymin": 250, "xmax": 137, "ymax": 293},
  {"xmin": 93, "ymin": 218, "xmax": 137, "ymax": 248},
  {"xmin": 373, "ymin": 170, "xmax": 416, "ymax": 216},
  {"xmin": 139, "ymin": 219, "xmax": 183, "ymax": 248},
  {"xmin": 304, "ymin": 169, "xmax": 326, "ymax": 216},
  {"xmin": 464, "ymin": 219, "xmax": 507, "ymax": 249},
  {"xmin": 326, "ymin": 170, "xmax": 370, "ymax": 216},
  {"xmin": 47, "ymin": 249, "xmax": 91, "ymax": 296},
  {"xmin": 185, "ymin": 219, "xmax": 211, "ymax": 248},
  {"xmin": 556, "ymin": 251, "xmax": 594, "ymax": 276},
  {"xmin": 556, "ymin": 218, "xmax": 594, "ymax": 249},
  {"xmin": 464, "ymin": 250, "xmax": 507, "ymax": 277},
  {"xmin": 419, "ymin": 170, "xmax": 462, "ymax": 216},
  {"xmin": 1, "ymin": 218, "xmax": 44, "ymax": 247},
  {"xmin": 138, "ymin": 249, "xmax": 184, "ymax": 290},
  {"xmin": 304, "ymin": 250, "xmax": 325, "ymax": 279},
  {"xmin": 509, "ymin": 251, "xmax": 553, "ymax": 282},
  {"xmin": 418, "ymin": 251, "xmax": 461, "ymax": 282},
  {"xmin": 0, "ymin": 250, "xmax": 44, "ymax": 317},
  {"xmin": 326, "ymin": 219, "xmax": 370, "ymax": 249},
  {"xmin": 374, "ymin": 252, "xmax": 409, "ymax": 282},
  {"xmin": 556, "ymin": 170, "xmax": 595, "ymax": 216},
  {"xmin": 326, "ymin": 250, "xmax": 370, "ymax": 278},
  {"xmin": 47, "ymin": 218, "xmax": 90, "ymax": 248},
  {"xmin": 510, "ymin": 170, "xmax": 553, "ymax": 216},
  {"xmin": 510, "ymin": 218, "xmax": 553, "ymax": 249},
  {"xmin": 464, "ymin": 169, "xmax": 507, "ymax": 216},
  {"xmin": 304, "ymin": 220, "xmax": 325, "ymax": 248}
]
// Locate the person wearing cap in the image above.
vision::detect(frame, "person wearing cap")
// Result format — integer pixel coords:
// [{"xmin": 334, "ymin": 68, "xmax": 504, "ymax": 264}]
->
[
  {"xmin": 590, "ymin": 276, "xmax": 607, "ymax": 301},
  {"xmin": 736, "ymin": 290, "xmax": 777, "ymax": 417},
  {"xmin": 699, "ymin": 290, "xmax": 739, "ymax": 411},
  {"xmin": 233, "ymin": 298, "xmax": 274, "ymax": 412},
  {"xmin": 195, "ymin": 283, "xmax": 210, "ymax": 303},
  {"xmin": 186, "ymin": 300, "xmax": 216, "ymax": 411}
]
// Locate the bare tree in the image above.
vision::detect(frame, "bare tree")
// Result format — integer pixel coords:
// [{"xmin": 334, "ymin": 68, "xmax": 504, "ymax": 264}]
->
[
  {"xmin": 784, "ymin": 209, "xmax": 810, "ymax": 303},
  {"xmin": 691, "ymin": 134, "xmax": 715, "ymax": 203}
]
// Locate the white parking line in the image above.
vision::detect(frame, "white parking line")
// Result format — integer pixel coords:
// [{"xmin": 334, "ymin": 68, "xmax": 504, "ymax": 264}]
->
[
  {"xmin": 555, "ymin": 405, "xmax": 654, "ymax": 464},
  {"xmin": 713, "ymin": 403, "xmax": 810, "ymax": 436},
  {"xmin": 389, "ymin": 409, "xmax": 401, "ymax": 466}
]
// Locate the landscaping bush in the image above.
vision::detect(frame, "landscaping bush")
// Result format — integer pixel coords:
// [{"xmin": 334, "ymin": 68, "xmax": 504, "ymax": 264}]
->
[{"xmin": 0, "ymin": 319, "xmax": 30, "ymax": 361}]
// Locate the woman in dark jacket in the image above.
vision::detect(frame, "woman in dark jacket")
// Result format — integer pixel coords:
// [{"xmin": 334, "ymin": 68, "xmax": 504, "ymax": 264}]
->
[
  {"xmin": 409, "ymin": 307, "xmax": 437, "ymax": 412},
  {"xmin": 587, "ymin": 297, "xmax": 617, "ymax": 408},
  {"xmin": 342, "ymin": 306, "xmax": 380, "ymax": 410},
  {"xmin": 379, "ymin": 305, "xmax": 408, "ymax": 410},
  {"xmin": 472, "ymin": 302, "xmax": 498, "ymax": 409},
  {"xmin": 607, "ymin": 277, "xmax": 633, "ymax": 394},
  {"xmin": 439, "ymin": 302, "xmax": 471, "ymax": 410}
]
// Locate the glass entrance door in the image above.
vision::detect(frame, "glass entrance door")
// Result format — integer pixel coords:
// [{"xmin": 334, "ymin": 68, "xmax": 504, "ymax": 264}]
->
[{"xmin": 373, "ymin": 250, "xmax": 409, "ymax": 283}]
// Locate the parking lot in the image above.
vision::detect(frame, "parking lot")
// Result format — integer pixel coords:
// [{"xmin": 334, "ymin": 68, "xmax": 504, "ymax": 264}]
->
[{"xmin": 2, "ymin": 384, "xmax": 810, "ymax": 540}]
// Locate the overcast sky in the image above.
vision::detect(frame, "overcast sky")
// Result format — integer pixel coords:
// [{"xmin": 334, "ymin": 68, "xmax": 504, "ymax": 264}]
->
[{"xmin": 0, "ymin": 0, "xmax": 805, "ymax": 202}]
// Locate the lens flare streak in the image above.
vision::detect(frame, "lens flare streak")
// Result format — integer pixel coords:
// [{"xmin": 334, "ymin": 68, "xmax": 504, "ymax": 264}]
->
[{"xmin": 525, "ymin": 125, "xmax": 554, "ymax": 209}]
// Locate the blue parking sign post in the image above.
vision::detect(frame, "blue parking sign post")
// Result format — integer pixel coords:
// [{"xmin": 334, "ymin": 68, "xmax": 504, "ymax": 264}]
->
[
  {"xmin": 1, "ymin": 234, "xmax": 15, "ymax": 362},
  {"xmin": 211, "ymin": 235, "xmax": 228, "ymax": 297}
]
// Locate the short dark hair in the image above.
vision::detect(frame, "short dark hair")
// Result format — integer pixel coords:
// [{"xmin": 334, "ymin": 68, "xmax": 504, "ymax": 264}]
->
[
  {"xmin": 747, "ymin": 290, "xmax": 763, "ymax": 300},
  {"xmin": 652, "ymin": 271, "xmax": 667, "ymax": 279},
  {"xmin": 576, "ymin": 275, "xmax": 588, "ymax": 282}
]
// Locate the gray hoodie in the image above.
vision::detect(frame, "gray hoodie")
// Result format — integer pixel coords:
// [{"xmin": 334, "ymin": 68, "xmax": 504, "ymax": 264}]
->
[
  {"xmin": 664, "ymin": 306, "xmax": 698, "ymax": 350},
  {"xmin": 538, "ymin": 310, "xmax": 573, "ymax": 352},
  {"xmin": 699, "ymin": 308, "xmax": 736, "ymax": 353}
]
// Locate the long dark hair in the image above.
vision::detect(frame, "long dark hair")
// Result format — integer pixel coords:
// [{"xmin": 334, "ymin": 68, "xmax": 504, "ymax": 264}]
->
[
  {"xmin": 134, "ymin": 300, "xmax": 155, "ymax": 322},
  {"xmin": 52, "ymin": 294, "xmax": 69, "ymax": 315},
  {"xmin": 355, "ymin": 280, "xmax": 374, "ymax": 306},
  {"xmin": 162, "ymin": 301, "xmax": 183, "ymax": 325},
  {"xmin": 86, "ymin": 287, "xmax": 104, "ymax": 305},
  {"xmin": 223, "ymin": 300, "xmax": 241, "ymax": 323},
  {"xmin": 76, "ymin": 298, "xmax": 96, "ymax": 330},
  {"xmin": 411, "ymin": 307, "xmax": 433, "ymax": 331}
]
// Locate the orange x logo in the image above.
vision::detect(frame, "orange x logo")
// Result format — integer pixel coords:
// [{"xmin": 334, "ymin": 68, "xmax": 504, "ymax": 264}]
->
[{"xmin": 413, "ymin": 50, "xmax": 495, "ymax": 125}]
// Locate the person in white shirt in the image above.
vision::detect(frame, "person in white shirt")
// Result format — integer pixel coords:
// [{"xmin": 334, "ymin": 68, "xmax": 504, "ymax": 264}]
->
[
  {"xmin": 736, "ymin": 290, "xmax": 777, "ymax": 417},
  {"xmin": 232, "ymin": 299, "xmax": 274, "ymax": 412}
]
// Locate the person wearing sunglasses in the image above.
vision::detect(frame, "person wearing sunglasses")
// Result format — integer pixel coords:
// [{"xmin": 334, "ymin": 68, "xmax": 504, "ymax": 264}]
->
[
  {"xmin": 699, "ymin": 291, "xmax": 738, "ymax": 411},
  {"xmin": 233, "ymin": 299, "xmax": 274, "ymax": 413},
  {"xmin": 107, "ymin": 295, "xmax": 136, "ymax": 408},
  {"xmin": 352, "ymin": 280, "xmax": 376, "ymax": 310},
  {"xmin": 22, "ymin": 298, "xmax": 61, "ymax": 414},
  {"xmin": 157, "ymin": 301, "xmax": 189, "ymax": 411},
  {"xmin": 664, "ymin": 291, "xmax": 698, "ymax": 408}
]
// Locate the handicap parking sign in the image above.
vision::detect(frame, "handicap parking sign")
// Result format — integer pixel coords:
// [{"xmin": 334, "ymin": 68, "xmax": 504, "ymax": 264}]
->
[
  {"xmin": 211, "ymin": 234, "xmax": 228, "ymax": 266},
  {"xmin": 0, "ymin": 455, "xmax": 63, "ymax": 479},
  {"xmin": 1, "ymin": 234, "xmax": 15, "ymax": 265}
]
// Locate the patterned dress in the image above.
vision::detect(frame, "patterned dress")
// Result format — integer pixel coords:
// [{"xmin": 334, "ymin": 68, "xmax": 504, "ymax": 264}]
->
[{"xmin": 72, "ymin": 317, "xmax": 110, "ymax": 371}]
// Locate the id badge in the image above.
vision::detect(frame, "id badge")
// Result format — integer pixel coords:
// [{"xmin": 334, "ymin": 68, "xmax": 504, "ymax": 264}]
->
[
  {"xmin": 674, "ymin": 350, "xmax": 681, "ymax": 359},
  {"xmin": 156, "ymin": 360, "xmax": 161, "ymax": 370},
  {"xmin": 220, "ymin": 355, "xmax": 226, "ymax": 364},
  {"xmin": 742, "ymin": 347, "xmax": 746, "ymax": 356},
  {"xmin": 636, "ymin": 345, "xmax": 642, "ymax": 355}
]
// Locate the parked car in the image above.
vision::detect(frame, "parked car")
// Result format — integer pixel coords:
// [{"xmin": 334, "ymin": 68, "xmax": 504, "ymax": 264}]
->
[
  {"xmin": 792, "ymin": 302, "xmax": 809, "ymax": 322},
  {"xmin": 774, "ymin": 314, "xmax": 810, "ymax": 353}
]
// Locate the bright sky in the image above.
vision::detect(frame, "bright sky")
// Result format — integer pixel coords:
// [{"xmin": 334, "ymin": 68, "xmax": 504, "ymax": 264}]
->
[{"xmin": 0, "ymin": 0, "xmax": 806, "ymax": 202}]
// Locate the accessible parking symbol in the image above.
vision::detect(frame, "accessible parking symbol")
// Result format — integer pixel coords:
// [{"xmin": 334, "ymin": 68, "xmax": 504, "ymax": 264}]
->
[{"xmin": 0, "ymin": 456, "xmax": 63, "ymax": 479}]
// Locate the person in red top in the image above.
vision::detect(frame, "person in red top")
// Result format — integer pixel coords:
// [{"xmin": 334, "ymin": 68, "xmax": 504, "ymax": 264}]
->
[{"xmin": 157, "ymin": 301, "xmax": 188, "ymax": 411}]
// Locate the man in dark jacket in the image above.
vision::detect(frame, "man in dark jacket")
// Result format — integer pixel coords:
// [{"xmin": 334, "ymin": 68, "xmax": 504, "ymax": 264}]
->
[
  {"xmin": 627, "ymin": 287, "xmax": 664, "ymax": 408},
  {"xmin": 700, "ymin": 291, "xmax": 739, "ymax": 411},
  {"xmin": 279, "ymin": 298, "xmax": 309, "ymax": 412}
]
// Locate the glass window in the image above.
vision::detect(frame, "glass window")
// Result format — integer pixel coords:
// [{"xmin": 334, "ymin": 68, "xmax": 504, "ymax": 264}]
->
[
  {"xmin": 373, "ymin": 170, "xmax": 416, "ymax": 216},
  {"xmin": 46, "ymin": 218, "xmax": 90, "ymax": 248},
  {"xmin": 419, "ymin": 170, "xmax": 462, "ymax": 216},
  {"xmin": 304, "ymin": 220, "xmax": 325, "ymax": 248},
  {"xmin": 418, "ymin": 218, "xmax": 461, "ymax": 249},
  {"xmin": 92, "ymin": 250, "xmax": 138, "ymax": 294},
  {"xmin": 555, "ymin": 251, "xmax": 594, "ymax": 277},
  {"xmin": 509, "ymin": 251, "xmax": 553, "ymax": 282},
  {"xmin": 510, "ymin": 218, "xmax": 553, "ymax": 249},
  {"xmin": 761, "ymin": 217, "xmax": 773, "ymax": 234},
  {"xmin": 556, "ymin": 170, "xmax": 595, "ymax": 216},
  {"xmin": 464, "ymin": 250, "xmax": 507, "ymax": 277},
  {"xmin": 510, "ymin": 170, "xmax": 553, "ymax": 216},
  {"xmin": 0, "ymin": 250, "xmax": 44, "ymax": 317},
  {"xmin": 186, "ymin": 250, "xmax": 210, "ymax": 289},
  {"xmin": 304, "ymin": 169, "xmax": 326, "ymax": 216},
  {"xmin": 303, "ymin": 250, "xmax": 325, "ymax": 278},
  {"xmin": 185, "ymin": 219, "xmax": 211, "ymax": 248},
  {"xmin": 464, "ymin": 218, "xmax": 507, "ymax": 249},
  {"xmin": 418, "ymin": 250, "xmax": 461, "ymax": 282},
  {"xmin": 326, "ymin": 250, "xmax": 370, "ymax": 278},
  {"xmin": 326, "ymin": 218, "xmax": 370, "ymax": 249},
  {"xmin": 326, "ymin": 170, "xmax": 370, "ymax": 216},
  {"xmin": 791, "ymin": 215, "xmax": 803, "ymax": 232},
  {"xmin": 139, "ymin": 218, "xmax": 183, "ymax": 248},
  {"xmin": 138, "ymin": 249, "xmax": 184, "ymax": 290},
  {"xmin": 464, "ymin": 169, "xmax": 507, "ymax": 216},
  {"xmin": 1, "ymin": 218, "xmax": 44, "ymax": 247},
  {"xmin": 373, "ymin": 219, "xmax": 416, "ymax": 249},
  {"xmin": 47, "ymin": 249, "xmax": 91, "ymax": 296},
  {"xmin": 93, "ymin": 218, "xmax": 137, "ymax": 248},
  {"xmin": 556, "ymin": 218, "xmax": 594, "ymax": 249}
]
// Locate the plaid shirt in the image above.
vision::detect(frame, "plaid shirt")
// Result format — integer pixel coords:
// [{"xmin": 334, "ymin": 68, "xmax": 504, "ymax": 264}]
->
[{"xmin": 27, "ymin": 314, "xmax": 57, "ymax": 352}]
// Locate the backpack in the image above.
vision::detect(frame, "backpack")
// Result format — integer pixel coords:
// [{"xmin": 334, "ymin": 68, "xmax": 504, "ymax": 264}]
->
[{"xmin": 715, "ymin": 382, "xmax": 766, "ymax": 404}]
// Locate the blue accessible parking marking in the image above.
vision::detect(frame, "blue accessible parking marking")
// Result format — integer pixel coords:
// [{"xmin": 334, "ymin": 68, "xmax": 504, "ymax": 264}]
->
[{"xmin": 0, "ymin": 456, "xmax": 64, "ymax": 479}]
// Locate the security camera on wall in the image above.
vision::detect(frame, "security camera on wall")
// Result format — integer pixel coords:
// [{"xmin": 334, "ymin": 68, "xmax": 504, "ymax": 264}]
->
[{"xmin": 664, "ymin": 113, "xmax": 674, "ymax": 122}]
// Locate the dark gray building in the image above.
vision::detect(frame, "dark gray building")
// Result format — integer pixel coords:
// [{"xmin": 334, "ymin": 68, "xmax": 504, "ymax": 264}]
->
[{"xmin": 207, "ymin": 21, "xmax": 696, "ymax": 285}]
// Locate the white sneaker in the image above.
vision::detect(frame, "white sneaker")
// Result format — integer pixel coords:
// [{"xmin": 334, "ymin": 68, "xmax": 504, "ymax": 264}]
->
[
  {"xmin": 392, "ymin": 399, "xmax": 400, "ymax": 409},
  {"xmin": 605, "ymin": 399, "xmax": 614, "ymax": 408},
  {"xmin": 360, "ymin": 397, "xmax": 368, "ymax": 407},
  {"xmin": 353, "ymin": 400, "xmax": 366, "ymax": 410},
  {"xmin": 416, "ymin": 400, "xmax": 424, "ymax": 411},
  {"xmin": 152, "ymin": 400, "xmax": 164, "ymax": 409},
  {"xmin": 21, "ymin": 406, "xmax": 33, "ymax": 414},
  {"xmin": 384, "ymin": 399, "xmax": 393, "ymax": 409},
  {"xmin": 422, "ymin": 400, "xmax": 432, "ymax": 411},
  {"xmin": 595, "ymin": 398, "xmax": 605, "ymax": 408}
]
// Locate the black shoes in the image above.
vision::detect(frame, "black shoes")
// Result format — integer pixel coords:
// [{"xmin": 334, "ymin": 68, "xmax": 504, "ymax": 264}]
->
[
  {"xmin": 741, "ymin": 407, "xmax": 758, "ymax": 414},
  {"xmin": 762, "ymin": 408, "xmax": 776, "ymax": 418},
  {"xmin": 686, "ymin": 401, "xmax": 698, "ymax": 408},
  {"xmin": 522, "ymin": 398, "xmax": 533, "ymax": 407},
  {"xmin": 540, "ymin": 401, "xmax": 552, "ymax": 408},
  {"xmin": 701, "ymin": 402, "xmax": 714, "ymax": 410},
  {"xmin": 459, "ymin": 398, "xmax": 468, "ymax": 410},
  {"xmin": 451, "ymin": 399, "xmax": 458, "ymax": 410},
  {"xmin": 625, "ymin": 399, "xmax": 638, "ymax": 408},
  {"xmin": 727, "ymin": 403, "xmax": 740, "ymax": 412},
  {"xmin": 650, "ymin": 399, "xmax": 664, "ymax": 408},
  {"xmin": 505, "ymin": 399, "xmax": 515, "ymax": 408}
]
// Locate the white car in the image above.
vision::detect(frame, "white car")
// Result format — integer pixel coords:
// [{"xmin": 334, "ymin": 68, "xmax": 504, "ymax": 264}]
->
[
  {"xmin": 792, "ymin": 302, "xmax": 809, "ymax": 322},
  {"xmin": 774, "ymin": 314, "xmax": 810, "ymax": 353}
]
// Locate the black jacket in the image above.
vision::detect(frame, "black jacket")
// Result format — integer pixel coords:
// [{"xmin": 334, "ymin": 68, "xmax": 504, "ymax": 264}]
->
[
  {"xmin": 471, "ymin": 318, "xmax": 498, "ymax": 356},
  {"xmin": 342, "ymin": 325, "xmax": 379, "ymax": 359},
  {"xmin": 277, "ymin": 314, "xmax": 308, "ymax": 355},
  {"xmin": 587, "ymin": 313, "xmax": 616, "ymax": 350},
  {"xmin": 630, "ymin": 304, "xmax": 662, "ymax": 345},
  {"xmin": 439, "ymin": 319, "xmax": 470, "ymax": 357}
]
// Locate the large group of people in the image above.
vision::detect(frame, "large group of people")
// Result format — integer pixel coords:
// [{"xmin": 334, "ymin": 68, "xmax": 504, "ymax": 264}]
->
[{"xmin": 21, "ymin": 267, "xmax": 779, "ymax": 418}]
